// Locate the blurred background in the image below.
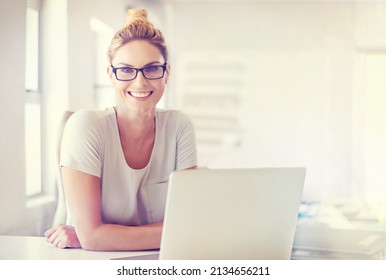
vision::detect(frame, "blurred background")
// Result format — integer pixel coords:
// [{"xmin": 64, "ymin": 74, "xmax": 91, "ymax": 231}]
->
[{"xmin": 0, "ymin": 0, "xmax": 385, "ymax": 235}]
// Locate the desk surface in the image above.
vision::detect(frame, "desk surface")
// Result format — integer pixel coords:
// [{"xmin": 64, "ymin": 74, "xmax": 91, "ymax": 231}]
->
[
  {"xmin": 0, "ymin": 235, "xmax": 158, "ymax": 260},
  {"xmin": 2, "ymin": 231, "xmax": 386, "ymax": 260}
]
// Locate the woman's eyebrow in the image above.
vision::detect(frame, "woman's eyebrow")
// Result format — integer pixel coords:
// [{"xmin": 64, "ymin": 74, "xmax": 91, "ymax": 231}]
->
[
  {"xmin": 114, "ymin": 63, "xmax": 134, "ymax": 67},
  {"xmin": 144, "ymin": 61, "xmax": 164, "ymax": 67},
  {"xmin": 115, "ymin": 61, "xmax": 164, "ymax": 67}
]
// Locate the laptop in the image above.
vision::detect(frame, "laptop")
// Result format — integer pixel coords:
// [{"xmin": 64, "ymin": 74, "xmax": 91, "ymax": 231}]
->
[{"xmin": 113, "ymin": 167, "xmax": 306, "ymax": 260}]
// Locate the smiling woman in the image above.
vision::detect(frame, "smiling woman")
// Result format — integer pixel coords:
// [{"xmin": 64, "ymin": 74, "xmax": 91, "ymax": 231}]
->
[
  {"xmin": 108, "ymin": 40, "xmax": 169, "ymax": 114},
  {"xmin": 44, "ymin": 9, "xmax": 197, "ymax": 251}
]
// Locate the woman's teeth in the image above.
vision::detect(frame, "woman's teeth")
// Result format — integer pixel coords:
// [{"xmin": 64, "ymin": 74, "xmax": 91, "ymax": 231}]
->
[{"xmin": 129, "ymin": 91, "xmax": 152, "ymax": 98}]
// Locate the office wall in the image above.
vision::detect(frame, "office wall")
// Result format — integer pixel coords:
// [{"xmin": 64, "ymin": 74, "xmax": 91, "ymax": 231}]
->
[
  {"xmin": 161, "ymin": 1, "xmax": 386, "ymax": 200},
  {"xmin": 168, "ymin": 2, "xmax": 355, "ymax": 199},
  {"xmin": 0, "ymin": 0, "xmax": 27, "ymax": 233}
]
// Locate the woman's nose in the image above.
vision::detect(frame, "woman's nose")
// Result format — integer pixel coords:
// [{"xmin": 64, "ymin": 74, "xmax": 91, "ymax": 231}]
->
[{"xmin": 132, "ymin": 70, "xmax": 148, "ymax": 86}]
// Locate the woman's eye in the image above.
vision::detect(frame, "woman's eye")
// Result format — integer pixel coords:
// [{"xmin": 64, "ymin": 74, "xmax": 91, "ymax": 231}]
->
[
  {"xmin": 121, "ymin": 67, "xmax": 135, "ymax": 73},
  {"xmin": 145, "ymin": 66, "xmax": 159, "ymax": 72}
]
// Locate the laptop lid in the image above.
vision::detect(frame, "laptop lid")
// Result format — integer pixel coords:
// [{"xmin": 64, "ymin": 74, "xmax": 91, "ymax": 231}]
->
[{"xmin": 159, "ymin": 167, "xmax": 306, "ymax": 260}]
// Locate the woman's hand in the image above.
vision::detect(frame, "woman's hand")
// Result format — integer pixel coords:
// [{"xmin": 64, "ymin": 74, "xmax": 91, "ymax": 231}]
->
[{"xmin": 44, "ymin": 224, "xmax": 82, "ymax": 249}]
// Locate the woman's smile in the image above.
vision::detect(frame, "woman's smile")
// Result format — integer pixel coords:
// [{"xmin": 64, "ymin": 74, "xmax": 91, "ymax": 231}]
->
[{"xmin": 127, "ymin": 90, "xmax": 153, "ymax": 98}]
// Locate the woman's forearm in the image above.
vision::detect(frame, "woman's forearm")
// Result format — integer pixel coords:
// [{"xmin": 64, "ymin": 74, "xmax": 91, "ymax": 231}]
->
[{"xmin": 77, "ymin": 221, "xmax": 163, "ymax": 251}]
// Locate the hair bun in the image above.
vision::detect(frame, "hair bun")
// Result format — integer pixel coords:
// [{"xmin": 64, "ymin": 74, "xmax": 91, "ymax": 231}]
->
[
  {"xmin": 124, "ymin": 9, "xmax": 148, "ymax": 27},
  {"xmin": 107, "ymin": 8, "xmax": 168, "ymax": 63}
]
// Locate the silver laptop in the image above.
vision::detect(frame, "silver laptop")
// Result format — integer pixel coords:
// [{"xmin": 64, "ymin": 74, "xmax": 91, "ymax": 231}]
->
[{"xmin": 159, "ymin": 167, "xmax": 306, "ymax": 260}]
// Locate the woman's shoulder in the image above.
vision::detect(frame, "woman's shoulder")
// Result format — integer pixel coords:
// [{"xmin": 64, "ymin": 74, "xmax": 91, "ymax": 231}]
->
[{"xmin": 65, "ymin": 107, "xmax": 115, "ymax": 132}]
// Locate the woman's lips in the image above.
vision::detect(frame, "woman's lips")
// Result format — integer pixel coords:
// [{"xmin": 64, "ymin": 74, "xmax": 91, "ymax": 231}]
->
[{"xmin": 128, "ymin": 91, "xmax": 153, "ymax": 98}]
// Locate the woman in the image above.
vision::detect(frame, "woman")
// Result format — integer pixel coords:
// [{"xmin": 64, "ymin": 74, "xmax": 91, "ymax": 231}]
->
[{"xmin": 44, "ymin": 9, "xmax": 197, "ymax": 251}]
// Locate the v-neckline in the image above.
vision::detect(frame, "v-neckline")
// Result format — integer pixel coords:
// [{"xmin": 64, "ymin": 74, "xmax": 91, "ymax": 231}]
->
[{"xmin": 111, "ymin": 107, "xmax": 158, "ymax": 172}]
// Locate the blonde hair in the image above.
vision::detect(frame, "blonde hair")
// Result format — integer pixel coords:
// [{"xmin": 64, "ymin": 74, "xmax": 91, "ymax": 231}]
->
[{"xmin": 107, "ymin": 9, "xmax": 168, "ymax": 63}]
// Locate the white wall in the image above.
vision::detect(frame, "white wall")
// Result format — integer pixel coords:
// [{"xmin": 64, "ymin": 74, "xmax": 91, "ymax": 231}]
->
[
  {"xmin": 0, "ymin": 0, "xmax": 28, "ymax": 234},
  {"xmin": 163, "ymin": 1, "xmax": 386, "ymax": 201}
]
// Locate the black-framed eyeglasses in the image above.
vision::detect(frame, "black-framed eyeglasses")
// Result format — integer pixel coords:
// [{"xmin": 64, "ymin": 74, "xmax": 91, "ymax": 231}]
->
[{"xmin": 111, "ymin": 63, "xmax": 167, "ymax": 81}]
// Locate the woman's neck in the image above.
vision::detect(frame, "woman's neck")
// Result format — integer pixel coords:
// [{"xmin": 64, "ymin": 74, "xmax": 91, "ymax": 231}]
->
[{"xmin": 114, "ymin": 106, "xmax": 155, "ymax": 139}]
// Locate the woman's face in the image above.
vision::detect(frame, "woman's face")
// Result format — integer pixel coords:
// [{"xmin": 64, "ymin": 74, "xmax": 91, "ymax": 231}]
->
[{"xmin": 108, "ymin": 40, "xmax": 169, "ymax": 115}]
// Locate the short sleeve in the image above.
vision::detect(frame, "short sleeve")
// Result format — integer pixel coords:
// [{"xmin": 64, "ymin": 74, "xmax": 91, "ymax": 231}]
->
[
  {"xmin": 60, "ymin": 110, "xmax": 103, "ymax": 177},
  {"xmin": 175, "ymin": 112, "xmax": 197, "ymax": 170}
]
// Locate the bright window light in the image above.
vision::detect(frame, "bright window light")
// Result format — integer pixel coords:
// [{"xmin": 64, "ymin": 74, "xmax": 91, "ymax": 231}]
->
[
  {"xmin": 25, "ymin": 103, "xmax": 42, "ymax": 196},
  {"xmin": 25, "ymin": 3, "xmax": 42, "ymax": 196}
]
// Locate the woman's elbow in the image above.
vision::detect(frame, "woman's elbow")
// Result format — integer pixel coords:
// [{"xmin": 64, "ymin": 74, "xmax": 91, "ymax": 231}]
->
[
  {"xmin": 76, "ymin": 226, "xmax": 103, "ymax": 251},
  {"xmin": 78, "ymin": 234, "xmax": 100, "ymax": 251}
]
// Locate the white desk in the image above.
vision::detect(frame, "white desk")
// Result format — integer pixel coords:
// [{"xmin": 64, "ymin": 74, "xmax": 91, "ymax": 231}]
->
[
  {"xmin": 0, "ymin": 235, "xmax": 158, "ymax": 260},
  {"xmin": 2, "ymin": 231, "xmax": 386, "ymax": 260}
]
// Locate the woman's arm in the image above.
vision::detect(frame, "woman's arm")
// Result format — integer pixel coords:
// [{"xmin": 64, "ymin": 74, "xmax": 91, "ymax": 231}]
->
[{"xmin": 45, "ymin": 167, "xmax": 162, "ymax": 251}]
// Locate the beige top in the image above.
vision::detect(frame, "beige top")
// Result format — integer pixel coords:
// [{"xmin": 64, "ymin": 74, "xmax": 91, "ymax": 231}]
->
[{"xmin": 60, "ymin": 107, "xmax": 197, "ymax": 225}]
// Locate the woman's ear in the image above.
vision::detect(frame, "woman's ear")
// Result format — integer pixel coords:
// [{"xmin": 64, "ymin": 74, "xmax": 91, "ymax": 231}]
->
[{"xmin": 106, "ymin": 65, "xmax": 115, "ymax": 83}]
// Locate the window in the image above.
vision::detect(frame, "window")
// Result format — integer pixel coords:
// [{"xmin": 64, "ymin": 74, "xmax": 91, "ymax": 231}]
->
[
  {"xmin": 25, "ymin": 1, "xmax": 42, "ymax": 196},
  {"xmin": 24, "ymin": 102, "xmax": 42, "ymax": 196},
  {"xmin": 351, "ymin": 52, "xmax": 386, "ymax": 221},
  {"xmin": 362, "ymin": 53, "xmax": 386, "ymax": 202}
]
